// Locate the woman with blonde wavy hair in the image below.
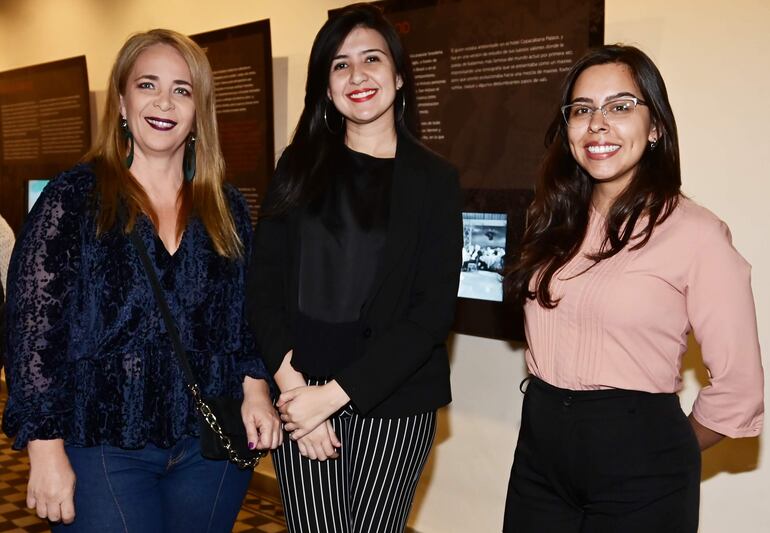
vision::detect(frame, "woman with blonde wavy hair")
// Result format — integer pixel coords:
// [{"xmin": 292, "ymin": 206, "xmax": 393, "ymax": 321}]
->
[{"xmin": 2, "ymin": 29, "xmax": 281, "ymax": 532}]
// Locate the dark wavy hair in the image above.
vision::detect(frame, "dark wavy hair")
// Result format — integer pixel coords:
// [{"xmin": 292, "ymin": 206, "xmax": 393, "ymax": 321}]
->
[
  {"xmin": 264, "ymin": 3, "xmax": 419, "ymax": 215},
  {"xmin": 508, "ymin": 44, "xmax": 681, "ymax": 308}
]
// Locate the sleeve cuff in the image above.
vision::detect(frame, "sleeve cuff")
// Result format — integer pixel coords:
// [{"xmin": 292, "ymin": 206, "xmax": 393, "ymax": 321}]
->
[
  {"xmin": 691, "ymin": 406, "xmax": 763, "ymax": 439},
  {"xmin": 237, "ymin": 358, "xmax": 279, "ymax": 400},
  {"xmin": 334, "ymin": 371, "xmax": 372, "ymax": 415},
  {"xmin": 238, "ymin": 357, "xmax": 269, "ymax": 381},
  {"xmin": 5, "ymin": 412, "xmax": 70, "ymax": 450},
  {"xmin": 264, "ymin": 336, "xmax": 293, "ymax": 376}
]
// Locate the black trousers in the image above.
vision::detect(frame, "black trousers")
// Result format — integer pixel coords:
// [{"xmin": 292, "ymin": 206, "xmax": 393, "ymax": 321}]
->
[
  {"xmin": 273, "ymin": 379, "xmax": 437, "ymax": 533},
  {"xmin": 504, "ymin": 377, "xmax": 701, "ymax": 533}
]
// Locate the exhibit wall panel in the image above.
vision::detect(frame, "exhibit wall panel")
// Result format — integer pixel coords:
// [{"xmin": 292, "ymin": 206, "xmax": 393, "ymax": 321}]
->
[
  {"xmin": 0, "ymin": 0, "xmax": 355, "ymax": 161},
  {"xmin": 0, "ymin": 1, "xmax": 768, "ymax": 532}
]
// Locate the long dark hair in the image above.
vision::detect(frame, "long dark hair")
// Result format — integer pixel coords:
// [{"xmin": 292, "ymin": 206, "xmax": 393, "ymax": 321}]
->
[
  {"xmin": 264, "ymin": 3, "xmax": 419, "ymax": 215},
  {"xmin": 508, "ymin": 45, "xmax": 681, "ymax": 308}
]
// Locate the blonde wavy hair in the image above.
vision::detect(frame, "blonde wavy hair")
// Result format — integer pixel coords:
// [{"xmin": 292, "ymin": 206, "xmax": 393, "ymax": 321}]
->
[{"xmin": 87, "ymin": 28, "xmax": 242, "ymax": 258}]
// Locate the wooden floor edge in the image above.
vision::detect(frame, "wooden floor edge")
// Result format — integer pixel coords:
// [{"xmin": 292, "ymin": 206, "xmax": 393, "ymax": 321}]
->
[{"xmin": 249, "ymin": 469, "xmax": 282, "ymax": 501}]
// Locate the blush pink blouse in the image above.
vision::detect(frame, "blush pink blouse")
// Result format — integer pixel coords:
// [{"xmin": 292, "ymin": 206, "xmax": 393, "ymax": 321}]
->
[{"xmin": 524, "ymin": 197, "xmax": 764, "ymax": 438}]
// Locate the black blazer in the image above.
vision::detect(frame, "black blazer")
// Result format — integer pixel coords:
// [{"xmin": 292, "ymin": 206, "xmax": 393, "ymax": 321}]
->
[{"xmin": 246, "ymin": 132, "xmax": 462, "ymax": 417}]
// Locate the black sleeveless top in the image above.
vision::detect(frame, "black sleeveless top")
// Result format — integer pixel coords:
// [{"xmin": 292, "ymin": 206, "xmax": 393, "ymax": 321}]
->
[{"xmin": 292, "ymin": 145, "xmax": 394, "ymax": 376}]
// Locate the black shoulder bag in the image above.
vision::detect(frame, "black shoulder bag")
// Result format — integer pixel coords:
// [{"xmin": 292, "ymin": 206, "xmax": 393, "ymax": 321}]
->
[{"xmin": 128, "ymin": 227, "xmax": 265, "ymax": 470}]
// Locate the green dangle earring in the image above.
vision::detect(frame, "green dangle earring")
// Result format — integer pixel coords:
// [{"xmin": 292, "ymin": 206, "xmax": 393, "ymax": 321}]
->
[
  {"xmin": 183, "ymin": 133, "xmax": 196, "ymax": 182},
  {"xmin": 120, "ymin": 117, "xmax": 134, "ymax": 168}
]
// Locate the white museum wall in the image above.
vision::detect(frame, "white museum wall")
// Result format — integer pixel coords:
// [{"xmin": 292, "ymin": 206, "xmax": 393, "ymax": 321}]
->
[{"xmin": 0, "ymin": 1, "xmax": 768, "ymax": 531}]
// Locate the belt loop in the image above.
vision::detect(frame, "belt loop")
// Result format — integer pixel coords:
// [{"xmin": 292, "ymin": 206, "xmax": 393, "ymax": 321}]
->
[{"xmin": 519, "ymin": 375, "xmax": 533, "ymax": 394}]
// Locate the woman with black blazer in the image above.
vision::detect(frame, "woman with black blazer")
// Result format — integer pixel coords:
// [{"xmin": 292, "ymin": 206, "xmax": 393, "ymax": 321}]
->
[{"xmin": 246, "ymin": 4, "xmax": 461, "ymax": 532}]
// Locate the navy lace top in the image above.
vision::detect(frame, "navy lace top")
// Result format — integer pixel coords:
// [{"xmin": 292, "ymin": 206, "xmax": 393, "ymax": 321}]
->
[{"xmin": 1, "ymin": 164, "xmax": 269, "ymax": 450}]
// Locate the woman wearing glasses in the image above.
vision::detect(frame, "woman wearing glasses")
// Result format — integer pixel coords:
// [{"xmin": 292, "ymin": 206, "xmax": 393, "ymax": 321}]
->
[{"xmin": 504, "ymin": 45, "xmax": 763, "ymax": 532}]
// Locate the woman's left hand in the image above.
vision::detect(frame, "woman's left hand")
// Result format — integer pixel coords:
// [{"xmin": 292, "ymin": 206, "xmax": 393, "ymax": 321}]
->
[
  {"xmin": 277, "ymin": 381, "xmax": 350, "ymax": 440},
  {"xmin": 688, "ymin": 414, "xmax": 725, "ymax": 451},
  {"xmin": 242, "ymin": 377, "xmax": 283, "ymax": 450}
]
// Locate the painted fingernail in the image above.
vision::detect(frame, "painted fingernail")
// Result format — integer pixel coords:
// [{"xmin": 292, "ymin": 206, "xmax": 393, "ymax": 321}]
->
[{"xmin": 248, "ymin": 442, "xmax": 255, "ymax": 450}]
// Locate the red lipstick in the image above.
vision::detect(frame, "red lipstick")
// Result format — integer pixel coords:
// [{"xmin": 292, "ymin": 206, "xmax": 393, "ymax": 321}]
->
[{"xmin": 346, "ymin": 88, "xmax": 378, "ymax": 102}]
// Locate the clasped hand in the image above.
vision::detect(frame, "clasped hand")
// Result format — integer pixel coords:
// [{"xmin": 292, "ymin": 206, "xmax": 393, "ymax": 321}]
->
[
  {"xmin": 277, "ymin": 381, "xmax": 350, "ymax": 461},
  {"xmin": 277, "ymin": 381, "xmax": 349, "ymax": 438}
]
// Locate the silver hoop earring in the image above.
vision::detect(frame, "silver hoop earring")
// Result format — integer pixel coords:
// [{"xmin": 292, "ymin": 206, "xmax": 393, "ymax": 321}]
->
[
  {"xmin": 649, "ymin": 139, "xmax": 658, "ymax": 150},
  {"xmin": 397, "ymin": 90, "xmax": 406, "ymax": 123},
  {"xmin": 324, "ymin": 101, "xmax": 344, "ymax": 134}
]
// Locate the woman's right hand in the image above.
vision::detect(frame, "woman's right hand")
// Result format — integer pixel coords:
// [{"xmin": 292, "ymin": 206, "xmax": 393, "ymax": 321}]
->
[
  {"xmin": 274, "ymin": 350, "xmax": 341, "ymax": 460},
  {"xmin": 296, "ymin": 420, "xmax": 341, "ymax": 461},
  {"xmin": 26, "ymin": 439, "xmax": 76, "ymax": 524}
]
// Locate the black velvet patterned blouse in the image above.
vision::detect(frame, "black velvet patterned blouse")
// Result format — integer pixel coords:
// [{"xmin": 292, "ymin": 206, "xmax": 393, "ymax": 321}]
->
[{"xmin": 1, "ymin": 164, "xmax": 268, "ymax": 450}]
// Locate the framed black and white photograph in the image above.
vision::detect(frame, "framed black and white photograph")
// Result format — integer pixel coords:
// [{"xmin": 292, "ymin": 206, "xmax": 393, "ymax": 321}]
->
[{"xmin": 459, "ymin": 212, "xmax": 507, "ymax": 302}]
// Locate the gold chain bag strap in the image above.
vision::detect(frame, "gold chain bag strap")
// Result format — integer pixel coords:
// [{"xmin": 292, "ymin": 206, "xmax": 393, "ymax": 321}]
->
[{"xmin": 128, "ymin": 225, "xmax": 264, "ymax": 470}]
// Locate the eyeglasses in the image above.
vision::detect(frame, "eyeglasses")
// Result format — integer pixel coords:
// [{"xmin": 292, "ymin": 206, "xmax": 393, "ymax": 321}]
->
[{"xmin": 561, "ymin": 97, "xmax": 647, "ymax": 128}]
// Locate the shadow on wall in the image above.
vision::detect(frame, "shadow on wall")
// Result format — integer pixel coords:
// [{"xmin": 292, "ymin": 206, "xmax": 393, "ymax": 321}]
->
[
  {"xmin": 272, "ymin": 56, "xmax": 288, "ymax": 159},
  {"xmin": 408, "ymin": 334, "xmax": 457, "ymax": 527},
  {"xmin": 89, "ymin": 90, "xmax": 104, "ymax": 144},
  {"xmin": 408, "ymin": 334, "xmax": 527, "ymax": 528},
  {"xmin": 409, "ymin": 406, "xmax": 450, "ymax": 531},
  {"xmin": 681, "ymin": 334, "xmax": 761, "ymax": 482}
]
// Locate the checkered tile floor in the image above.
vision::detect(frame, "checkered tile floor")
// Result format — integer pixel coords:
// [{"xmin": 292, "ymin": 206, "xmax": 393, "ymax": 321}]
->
[
  {"xmin": 233, "ymin": 491, "xmax": 287, "ymax": 533},
  {"xmin": 0, "ymin": 386, "xmax": 287, "ymax": 532}
]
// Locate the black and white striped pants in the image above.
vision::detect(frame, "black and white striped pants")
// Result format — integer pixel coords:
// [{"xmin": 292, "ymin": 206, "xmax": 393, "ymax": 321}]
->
[{"xmin": 273, "ymin": 399, "xmax": 437, "ymax": 533}]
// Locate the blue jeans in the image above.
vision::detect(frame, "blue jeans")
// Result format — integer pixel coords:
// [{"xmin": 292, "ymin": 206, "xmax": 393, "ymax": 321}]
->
[{"xmin": 55, "ymin": 436, "xmax": 252, "ymax": 533}]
